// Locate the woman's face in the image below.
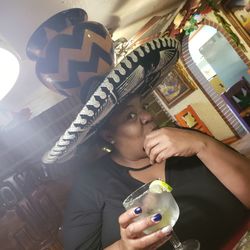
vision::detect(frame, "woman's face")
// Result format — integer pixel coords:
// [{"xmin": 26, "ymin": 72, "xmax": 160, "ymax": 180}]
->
[{"xmin": 103, "ymin": 96, "xmax": 157, "ymax": 160}]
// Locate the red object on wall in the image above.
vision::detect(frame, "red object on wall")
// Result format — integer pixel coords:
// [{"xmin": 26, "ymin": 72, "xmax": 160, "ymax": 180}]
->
[{"xmin": 174, "ymin": 105, "xmax": 213, "ymax": 136}]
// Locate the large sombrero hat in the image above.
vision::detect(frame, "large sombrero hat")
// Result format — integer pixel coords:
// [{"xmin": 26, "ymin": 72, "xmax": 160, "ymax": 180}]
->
[{"xmin": 27, "ymin": 9, "xmax": 181, "ymax": 164}]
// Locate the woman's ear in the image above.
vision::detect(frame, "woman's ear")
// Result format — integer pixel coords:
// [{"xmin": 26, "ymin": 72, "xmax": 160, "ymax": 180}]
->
[{"xmin": 99, "ymin": 129, "xmax": 113, "ymax": 143}]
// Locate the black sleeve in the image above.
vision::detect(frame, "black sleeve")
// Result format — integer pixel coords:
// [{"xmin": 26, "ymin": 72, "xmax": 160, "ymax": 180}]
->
[{"xmin": 63, "ymin": 172, "xmax": 104, "ymax": 250}]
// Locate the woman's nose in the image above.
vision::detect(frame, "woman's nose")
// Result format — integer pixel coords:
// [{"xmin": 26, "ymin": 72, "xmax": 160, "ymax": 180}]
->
[{"xmin": 140, "ymin": 110, "xmax": 153, "ymax": 124}]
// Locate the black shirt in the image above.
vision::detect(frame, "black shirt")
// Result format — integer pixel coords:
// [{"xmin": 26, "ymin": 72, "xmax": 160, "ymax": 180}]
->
[{"xmin": 63, "ymin": 155, "xmax": 247, "ymax": 250}]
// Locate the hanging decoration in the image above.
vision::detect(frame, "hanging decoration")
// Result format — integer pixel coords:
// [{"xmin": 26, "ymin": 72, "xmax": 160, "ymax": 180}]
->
[
  {"xmin": 170, "ymin": 0, "xmax": 247, "ymax": 51},
  {"xmin": 170, "ymin": 0, "xmax": 201, "ymax": 37},
  {"xmin": 183, "ymin": 16, "xmax": 198, "ymax": 35},
  {"xmin": 198, "ymin": 0, "xmax": 217, "ymax": 15},
  {"xmin": 196, "ymin": 0, "xmax": 247, "ymax": 52},
  {"xmin": 199, "ymin": 5, "xmax": 213, "ymax": 15},
  {"xmin": 213, "ymin": 11, "xmax": 247, "ymax": 52},
  {"xmin": 183, "ymin": 14, "xmax": 204, "ymax": 35}
]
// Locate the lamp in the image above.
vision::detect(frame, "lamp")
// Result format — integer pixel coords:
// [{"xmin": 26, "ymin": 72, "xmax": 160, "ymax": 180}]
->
[{"xmin": 0, "ymin": 40, "xmax": 20, "ymax": 100}]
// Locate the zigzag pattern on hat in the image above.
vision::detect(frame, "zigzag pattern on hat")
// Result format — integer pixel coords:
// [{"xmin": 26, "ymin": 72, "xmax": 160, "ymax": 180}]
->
[
  {"xmin": 42, "ymin": 37, "xmax": 180, "ymax": 164},
  {"xmin": 42, "ymin": 81, "xmax": 117, "ymax": 163},
  {"xmin": 26, "ymin": 8, "xmax": 88, "ymax": 61},
  {"xmin": 37, "ymin": 22, "xmax": 114, "ymax": 98}
]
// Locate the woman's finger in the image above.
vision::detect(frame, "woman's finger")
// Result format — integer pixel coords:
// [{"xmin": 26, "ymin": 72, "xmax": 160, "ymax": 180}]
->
[
  {"xmin": 144, "ymin": 129, "xmax": 170, "ymax": 157},
  {"xmin": 118, "ymin": 207, "xmax": 142, "ymax": 229},
  {"xmin": 131, "ymin": 225, "xmax": 173, "ymax": 249},
  {"xmin": 155, "ymin": 149, "xmax": 173, "ymax": 163},
  {"xmin": 125, "ymin": 213, "xmax": 162, "ymax": 238},
  {"xmin": 148, "ymin": 143, "xmax": 169, "ymax": 163},
  {"xmin": 148, "ymin": 233, "xmax": 172, "ymax": 250},
  {"xmin": 144, "ymin": 137, "xmax": 159, "ymax": 157}
]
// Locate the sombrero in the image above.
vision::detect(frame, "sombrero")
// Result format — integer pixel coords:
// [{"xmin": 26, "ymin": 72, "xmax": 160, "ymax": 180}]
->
[{"xmin": 27, "ymin": 9, "xmax": 181, "ymax": 164}]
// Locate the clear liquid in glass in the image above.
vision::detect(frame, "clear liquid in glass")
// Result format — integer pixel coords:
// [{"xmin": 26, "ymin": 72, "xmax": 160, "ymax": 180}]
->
[{"xmin": 123, "ymin": 183, "xmax": 179, "ymax": 234}]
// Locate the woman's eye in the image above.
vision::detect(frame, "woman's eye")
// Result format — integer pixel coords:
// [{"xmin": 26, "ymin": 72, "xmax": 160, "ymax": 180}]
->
[
  {"xmin": 127, "ymin": 112, "xmax": 137, "ymax": 120},
  {"xmin": 143, "ymin": 103, "xmax": 149, "ymax": 110}
]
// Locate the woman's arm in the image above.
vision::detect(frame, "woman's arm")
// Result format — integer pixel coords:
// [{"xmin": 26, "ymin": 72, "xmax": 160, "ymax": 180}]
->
[
  {"xmin": 196, "ymin": 135, "xmax": 250, "ymax": 208},
  {"xmin": 144, "ymin": 127, "xmax": 250, "ymax": 208}
]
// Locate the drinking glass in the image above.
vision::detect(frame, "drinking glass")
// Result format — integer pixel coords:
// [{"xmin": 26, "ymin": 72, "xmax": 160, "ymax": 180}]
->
[{"xmin": 123, "ymin": 180, "xmax": 200, "ymax": 250}]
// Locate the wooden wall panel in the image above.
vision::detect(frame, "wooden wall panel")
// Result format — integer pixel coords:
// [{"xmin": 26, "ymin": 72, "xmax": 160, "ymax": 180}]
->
[{"xmin": 0, "ymin": 166, "xmax": 72, "ymax": 250}]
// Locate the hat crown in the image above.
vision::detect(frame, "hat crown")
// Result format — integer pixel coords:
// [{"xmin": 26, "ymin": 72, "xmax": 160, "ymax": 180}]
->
[
  {"xmin": 27, "ymin": 8, "xmax": 114, "ymax": 102},
  {"xmin": 26, "ymin": 8, "xmax": 88, "ymax": 61}
]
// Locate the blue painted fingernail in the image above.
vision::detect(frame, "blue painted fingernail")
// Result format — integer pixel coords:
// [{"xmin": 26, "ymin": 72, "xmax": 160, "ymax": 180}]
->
[
  {"xmin": 152, "ymin": 213, "xmax": 162, "ymax": 222},
  {"xmin": 134, "ymin": 207, "xmax": 142, "ymax": 214}
]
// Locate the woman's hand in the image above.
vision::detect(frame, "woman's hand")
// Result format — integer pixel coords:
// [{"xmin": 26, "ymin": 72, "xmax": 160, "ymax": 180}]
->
[
  {"xmin": 118, "ymin": 207, "xmax": 172, "ymax": 250},
  {"xmin": 144, "ymin": 127, "xmax": 209, "ymax": 164},
  {"xmin": 144, "ymin": 127, "xmax": 250, "ymax": 208}
]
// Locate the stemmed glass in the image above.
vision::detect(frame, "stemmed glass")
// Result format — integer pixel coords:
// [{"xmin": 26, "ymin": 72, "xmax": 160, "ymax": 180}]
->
[{"xmin": 123, "ymin": 180, "xmax": 200, "ymax": 250}]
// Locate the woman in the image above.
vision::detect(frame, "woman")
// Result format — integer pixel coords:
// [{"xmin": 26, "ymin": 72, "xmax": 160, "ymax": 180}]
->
[
  {"xmin": 27, "ymin": 11, "xmax": 248, "ymax": 249},
  {"xmin": 63, "ymin": 95, "xmax": 249, "ymax": 250},
  {"xmin": 30, "ymin": 25, "xmax": 246, "ymax": 247}
]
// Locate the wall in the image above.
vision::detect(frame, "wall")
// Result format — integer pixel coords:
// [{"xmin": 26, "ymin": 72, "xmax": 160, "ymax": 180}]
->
[
  {"xmin": 156, "ymin": 7, "xmax": 250, "ymax": 140},
  {"xmin": 205, "ymin": 11, "xmax": 250, "ymax": 58},
  {"xmin": 156, "ymin": 82, "xmax": 234, "ymax": 140},
  {"xmin": 199, "ymin": 31, "xmax": 250, "ymax": 88}
]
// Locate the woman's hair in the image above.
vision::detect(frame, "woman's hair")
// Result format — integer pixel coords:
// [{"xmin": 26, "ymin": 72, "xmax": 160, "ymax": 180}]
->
[{"xmin": 75, "ymin": 109, "xmax": 118, "ymax": 162}]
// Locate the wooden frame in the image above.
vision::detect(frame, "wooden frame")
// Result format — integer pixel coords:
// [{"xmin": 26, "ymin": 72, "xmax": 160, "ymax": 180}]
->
[
  {"xmin": 174, "ymin": 105, "xmax": 213, "ymax": 136},
  {"xmin": 155, "ymin": 63, "xmax": 196, "ymax": 108},
  {"xmin": 220, "ymin": 0, "xmax": 250, "ymax": 47}
]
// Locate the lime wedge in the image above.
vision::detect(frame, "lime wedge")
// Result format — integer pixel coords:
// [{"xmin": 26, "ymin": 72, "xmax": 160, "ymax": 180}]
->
[{"xmin": 149, "ymin": 180, "xmax": 173, "ymax": 193}]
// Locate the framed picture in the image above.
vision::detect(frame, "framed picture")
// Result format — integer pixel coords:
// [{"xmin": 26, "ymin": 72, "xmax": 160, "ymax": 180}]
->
[
  {"xmin": 155, "ymin": 63, "xmax": 196, "ymax": 108},
  {"xmin": 221, "ymin": 0, "xmax": 250, "ymax": 47}
]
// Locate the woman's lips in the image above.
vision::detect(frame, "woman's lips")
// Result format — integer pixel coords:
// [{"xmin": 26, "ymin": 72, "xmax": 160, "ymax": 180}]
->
[{"xmin": 152, "ymin": 125, "xmax": 159, "ymax": 131}]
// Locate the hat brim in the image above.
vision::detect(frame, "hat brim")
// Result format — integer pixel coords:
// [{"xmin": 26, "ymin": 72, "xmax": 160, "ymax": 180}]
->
[{"xmin": 42, "ymin": 36, "xmax": 181, "ymax": 164}]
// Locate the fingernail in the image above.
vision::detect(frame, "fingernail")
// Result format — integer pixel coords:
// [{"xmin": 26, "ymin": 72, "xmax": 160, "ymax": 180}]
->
[
  {"xmin": 151, "ymin": 213, "xmax": 162, "ymax": 222},
  {"xmin": 134, "ymin": 207, "xmax": 142, "ymax": 215},
  {"xmin": 161, "ymin": 225, "xmax": 172, "ymax": 235}
]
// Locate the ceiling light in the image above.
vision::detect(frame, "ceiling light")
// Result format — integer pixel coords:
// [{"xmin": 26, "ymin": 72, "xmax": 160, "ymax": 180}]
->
[{"xmin": 0, "ymin": 47, "xmax": 20, "ymax": 100}]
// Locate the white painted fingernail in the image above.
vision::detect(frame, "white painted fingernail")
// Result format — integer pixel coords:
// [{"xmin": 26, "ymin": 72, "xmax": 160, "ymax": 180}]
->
[{"xmin": 161, "ymin": 225, "xmax": 172, "ymax": 234}]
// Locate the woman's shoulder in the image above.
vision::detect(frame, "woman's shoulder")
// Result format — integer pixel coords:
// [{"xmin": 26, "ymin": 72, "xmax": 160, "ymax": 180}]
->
[
  {"xmin": 166, "ymin": 155, "xmax": 213, "ymax": 187},
  {"xmin": 71, "ymin": 155, "xmax": 114, "ymax": 189}
]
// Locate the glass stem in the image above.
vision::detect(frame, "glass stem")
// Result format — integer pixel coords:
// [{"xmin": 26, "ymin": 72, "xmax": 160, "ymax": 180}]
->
[{"xmin": 170, "ymin": 230, "xmax": 184, "ymax": 250}]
